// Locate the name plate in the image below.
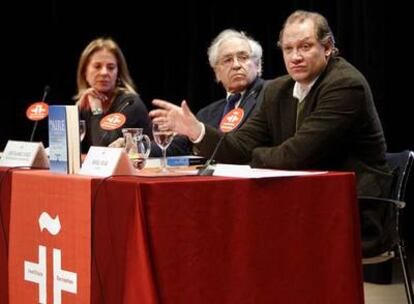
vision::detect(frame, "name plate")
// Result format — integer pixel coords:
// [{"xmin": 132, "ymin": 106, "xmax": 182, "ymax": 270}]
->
[
  {"xmin": 79, "ymin": 146, "xmax": 137, "ymax": 177},
  {"xmin": 0, "ymin": 140, "xmax": 49, "ymax": 168}
]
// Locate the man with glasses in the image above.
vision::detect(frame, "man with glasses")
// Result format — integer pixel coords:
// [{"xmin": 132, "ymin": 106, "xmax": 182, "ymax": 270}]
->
[
  {"xmin": 151, "ymin": 10, "xmax": 393, "ymax": 257},
  {"xmin": 200, "ymin": 29, "xmax": 265, "ymax": 130},
  {"xmin": 151, "ymin": 29, "xmax": 266, "ymax": 156}
]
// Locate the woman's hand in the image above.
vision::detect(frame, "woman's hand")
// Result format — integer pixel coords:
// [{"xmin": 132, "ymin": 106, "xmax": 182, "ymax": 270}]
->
[{"xmin": 77, "ymin": 88, "xmax": 109, "ymax": 114}]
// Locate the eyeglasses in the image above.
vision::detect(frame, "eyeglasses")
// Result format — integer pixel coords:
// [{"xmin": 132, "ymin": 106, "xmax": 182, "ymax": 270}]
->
[{"xmin": 218, "ymin": 52, "xmax": 252, "ymax": 67}]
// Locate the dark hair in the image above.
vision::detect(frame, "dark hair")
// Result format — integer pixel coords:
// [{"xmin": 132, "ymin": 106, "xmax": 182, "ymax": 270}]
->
[{"xmin": 277, "ymin": 10, "xmax": 339, "ymax": 57}]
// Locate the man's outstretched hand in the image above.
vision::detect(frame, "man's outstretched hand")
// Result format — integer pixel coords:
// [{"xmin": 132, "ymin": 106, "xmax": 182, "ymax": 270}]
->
[{"xmin": 150, "ymin": 99, "xmax": 203, "ymax": 141}]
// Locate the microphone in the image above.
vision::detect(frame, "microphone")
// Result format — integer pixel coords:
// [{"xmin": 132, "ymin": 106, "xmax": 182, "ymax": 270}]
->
[
  {"xmin": 198, "ymin": 103, "xmax": 245, "ymax": 176},
  {"xmin": 198, "ymin": 86, "xmax": 260, "ymax": 175},
  {"xmin": 41, "ymin": 85, "xmax": 51, "ymax": 102},
  {"xmin": 116, "ymin": 99, "xmax": 133, "ymax": 113},
  {"xmin": 97, "ymin": 99, "xmax": 133, "ymax": 146},
  {"xmin": 197, "ymin": 133, "xmax": 226, "ymax": 176},
  {"xmin": 29, "ymin": 85, "xmax": 50, "ymax": 142}
]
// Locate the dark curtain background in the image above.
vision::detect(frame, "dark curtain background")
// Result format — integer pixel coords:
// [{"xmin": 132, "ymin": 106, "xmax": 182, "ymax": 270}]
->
[
  {"xmin": 1, "ymin": 0, "xmax": 394, "ymax": 148},
  {"xmin": 1, "ymin": 1, "xmax": 410, "ymax": 239}
]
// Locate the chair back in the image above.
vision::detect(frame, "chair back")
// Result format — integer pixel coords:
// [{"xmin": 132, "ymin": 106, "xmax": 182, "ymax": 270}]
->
[
  {"xmin": 386, "ymin": 150, "xmax": 414, "ymax": 201},
  {"xmin": 382, "ymin": 151, "xmax": 414, "ymax": 303}
]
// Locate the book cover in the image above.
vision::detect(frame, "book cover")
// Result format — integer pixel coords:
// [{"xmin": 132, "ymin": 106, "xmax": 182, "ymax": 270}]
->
[
  {"xmin": 48, "ymin": 105, "xmax": 81, "ymax": 174},
  {"xmin": 167, "ymin": 156, "xmax": 206, "ymax": 166},
  {"xmin": 146, "ymin": 155, "xmax": 206, "ymax": 168}
]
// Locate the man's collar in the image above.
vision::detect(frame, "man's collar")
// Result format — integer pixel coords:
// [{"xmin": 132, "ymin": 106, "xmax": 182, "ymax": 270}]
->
[
  {"xmin": 225, "ymin": 76, "xmax": 264, "ymax": 99},
  {"xmin": 226, "ymin": 91, "xmax": 245, "ymax": 99},
  {"xmin": 293, "ymin": 77, "xmax": 319, "ymax": 103}
]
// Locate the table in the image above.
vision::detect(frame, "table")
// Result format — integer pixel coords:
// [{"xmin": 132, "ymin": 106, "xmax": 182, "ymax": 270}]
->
[
  {"xmin": 0, "ymin": 168, "xmax": 364, "ymax": 303},
  {"xmin": 0, "ymin": 167, "xmax": 12, "ymax": 304}
]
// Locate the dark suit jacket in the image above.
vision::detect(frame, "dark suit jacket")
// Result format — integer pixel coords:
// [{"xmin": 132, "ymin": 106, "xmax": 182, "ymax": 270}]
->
[
  {"xmin": 196, "ymin": 57, "xmax": 393, "ymax": 256},
  {"xmin": 80, "ymin": 91, "xmax": 151, "ymax": 153},
  {"xmin": 152, "ymin": 77, "xmax": 266, "ymax": 156},
  {"xmin": 197, "ymin": 77, "xmax": 266, "ymax": 129},
  {"xmin": 198, "ymin": 57, "xmax": 392, "ymax": 196}
]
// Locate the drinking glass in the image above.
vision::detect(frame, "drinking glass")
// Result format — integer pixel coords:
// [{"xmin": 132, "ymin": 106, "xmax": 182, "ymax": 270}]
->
[
  {"xmin": 122, "ymin": 128, "xmax": 151, "ymax": 170},
  {"xmin": 152, "ymin": 122, "xmax": 175, "ymax": 173},
  {"xmin": 79, "ymin": 120, "xmax": 86, "ymax": 142}
]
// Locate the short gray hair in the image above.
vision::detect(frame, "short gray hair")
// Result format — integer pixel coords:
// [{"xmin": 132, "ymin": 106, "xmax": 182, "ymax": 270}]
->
[{"xmin": 207, "ymin": 29, "xmax": 263, "ymax": 76}]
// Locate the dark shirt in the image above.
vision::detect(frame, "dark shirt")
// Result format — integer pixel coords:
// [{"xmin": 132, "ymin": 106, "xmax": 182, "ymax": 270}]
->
[{"xmin": 80, "ymin": 91, "xmax": 151, "ymax": 153}]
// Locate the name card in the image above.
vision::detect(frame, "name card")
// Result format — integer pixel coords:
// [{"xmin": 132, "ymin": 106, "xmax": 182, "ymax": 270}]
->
[
  {"xmin": 0, "ymin": 140, "xmax": 49, "ymax": 168},
  {"xmin": 79, "ymin": 146, "xmax": 137, "ymax": 177}
]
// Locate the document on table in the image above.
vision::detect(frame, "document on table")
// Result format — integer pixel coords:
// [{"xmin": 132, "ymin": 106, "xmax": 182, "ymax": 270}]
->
[{"xmin": 212, "ymin": 164, "xmax": 327, "ymax": 178}]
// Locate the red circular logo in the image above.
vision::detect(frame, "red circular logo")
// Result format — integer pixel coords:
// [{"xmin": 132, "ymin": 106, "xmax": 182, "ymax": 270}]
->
[
  {"xmin": 26, "ymin": 102, "xmax": 49, "ymax": 121},
  {"xmin": 219, "ymin": 108, "xmax": 244, "ymax": 133},
  {"xmin": 100, "ymin": 113, "xmax": 127, "ymax": 130}
]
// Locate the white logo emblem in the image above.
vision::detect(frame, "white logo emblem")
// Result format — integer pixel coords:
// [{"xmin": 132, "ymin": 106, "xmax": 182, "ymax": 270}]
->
[
  {"xmin": 107, "ymin": 115, "xmax": 122, "ymax": 124},
  {"xmin": 31, "ymin": 105, "xmax": 46, "ymax": 115},
  {"xmin": 38, "ymin": 212, "xmax": 61, "ymax": 235},
  {"xmin": 24, "ymin": 245, "xmax": 47, "ymax": 303},
  {"xmin": 53, "ymin": 248, "xmax": 77, "ymax": 303},
  {"xmin": 24, "ymin": 212, "xmax": 77, "ymax": 303}
]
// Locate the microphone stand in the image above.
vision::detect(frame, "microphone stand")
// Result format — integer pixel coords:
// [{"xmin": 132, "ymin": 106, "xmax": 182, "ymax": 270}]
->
[
  {"xmin": 29, "ymin": 122, "xmax": 39, "ymax": 142},
  {"xmin": 197, "ymin": 87, "xmax": 257, "ymax": 176},
  {"xmin": 30, "ymin": 86, "xmax": 50, "ymax": 142}
]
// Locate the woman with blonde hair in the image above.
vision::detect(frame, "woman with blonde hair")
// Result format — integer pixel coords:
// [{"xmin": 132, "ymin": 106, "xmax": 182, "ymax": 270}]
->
[{"xmin": 75, "ymin": 37, "xmax": 151, "ymax": 151}]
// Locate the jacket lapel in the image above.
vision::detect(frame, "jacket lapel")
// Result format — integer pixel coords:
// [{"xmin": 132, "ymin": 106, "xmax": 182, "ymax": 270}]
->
[
  {"xmin": 238, "ymin": 78, "xmax": 264, "ymax": 128},
  {"xmin": 209, "ymin": 100, "xmax": 226, "ymax": 129}
]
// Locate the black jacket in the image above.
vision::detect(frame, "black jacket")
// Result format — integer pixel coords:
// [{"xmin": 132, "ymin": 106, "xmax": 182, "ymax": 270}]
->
[{"xmin": 80, "ymin": 91, "xmax": 151, "ymax": 153}]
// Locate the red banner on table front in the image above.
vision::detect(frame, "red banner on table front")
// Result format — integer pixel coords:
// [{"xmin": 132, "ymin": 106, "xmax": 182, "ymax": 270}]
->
[{"xmin": 8, "ymin": 171, "xmax": 91, "ymax": 304}]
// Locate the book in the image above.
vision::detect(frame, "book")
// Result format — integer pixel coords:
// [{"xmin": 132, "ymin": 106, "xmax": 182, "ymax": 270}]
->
[
  {"xmin": 48, "ymin": 105, "xmax": 81, "ymax": 174},
  {"xmin": 145, "ymin": 155, "xmax": 206, "ymax": 168}
]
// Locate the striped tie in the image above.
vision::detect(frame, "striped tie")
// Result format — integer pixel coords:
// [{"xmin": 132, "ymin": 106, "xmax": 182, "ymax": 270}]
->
[{"xmin": 222, "ymin": 93, "xmax": 241, "ymax": 118}]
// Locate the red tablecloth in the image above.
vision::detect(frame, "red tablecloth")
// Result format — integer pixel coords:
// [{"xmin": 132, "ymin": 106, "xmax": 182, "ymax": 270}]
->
[
  {"xmin": 0, "ymin": 167, "xmax": 12, "ymax": 304},
  {"xmin": 92, "ymin": 172, "xmax": 363, "ymax": 303},
  {"xmin": 1, "ymin": 169, "xmax": 364, "ymax": 303}
]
